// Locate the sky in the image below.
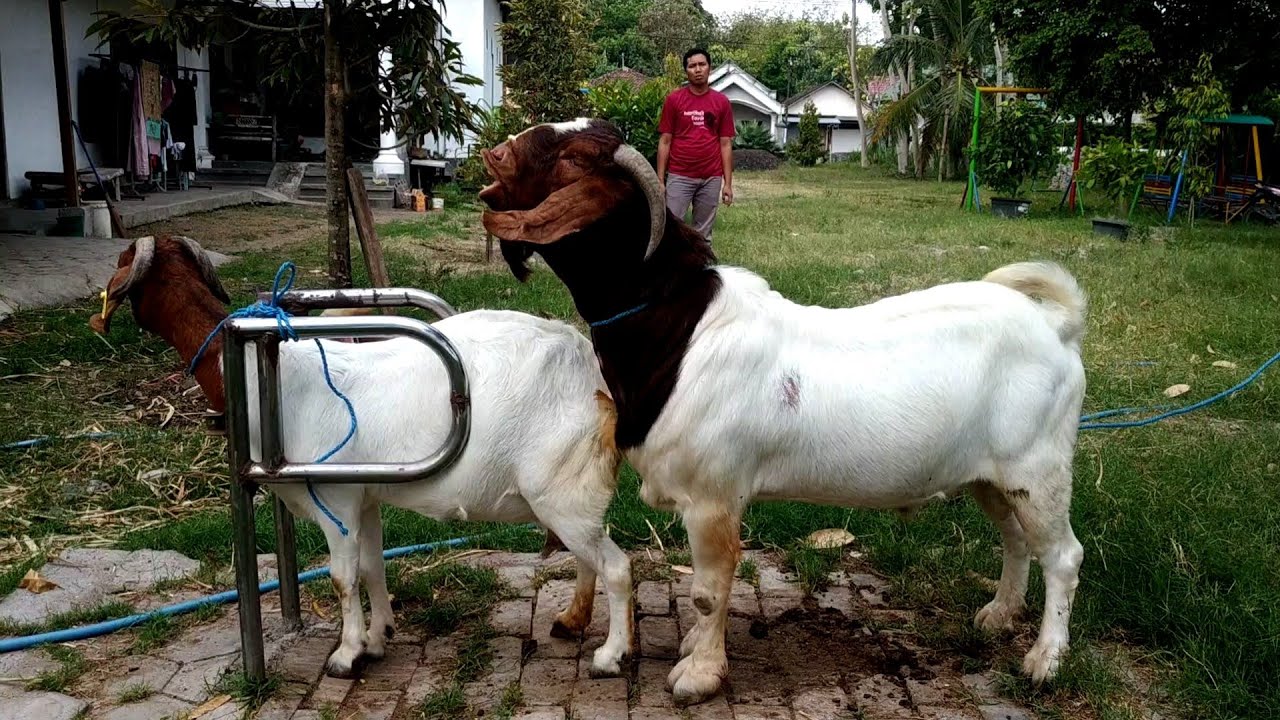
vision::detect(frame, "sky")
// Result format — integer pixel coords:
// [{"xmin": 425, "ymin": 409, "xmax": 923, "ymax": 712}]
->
[{"xmin": 697, "ymin": 0, "xmax": 885, "ymax": 43}]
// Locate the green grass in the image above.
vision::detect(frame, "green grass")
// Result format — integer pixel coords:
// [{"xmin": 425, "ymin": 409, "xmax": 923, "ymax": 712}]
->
[
  {"xmin": 0, "ymin": 600, "xmax": 134, "ymax": 637},
  {"xmin": 215, "ymin": 669, "xmax": 283, "ymax": 712},
  {"xmin": 116, "ymin": 682, "xmax": 156, "ymax": 703},
  {"xmin": 26, "ymin": 645, "xmax": 89, "ymax": 693},
  {"xmin": 737, "ymin": 557, "xmax": 759, "ymax": 586},
  {"xmin": 782, "ymin": 545, "xmax": 842, "ymax": 596},
  {"xmin": 2, "ymin": 166, "xmax": 1279, "ymax": 718}
]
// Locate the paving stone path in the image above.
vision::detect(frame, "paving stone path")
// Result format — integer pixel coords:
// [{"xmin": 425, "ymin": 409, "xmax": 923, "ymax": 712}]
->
[{"xmin": 0, "ymin": 549, "xmax": 1039, "ymax": 720}]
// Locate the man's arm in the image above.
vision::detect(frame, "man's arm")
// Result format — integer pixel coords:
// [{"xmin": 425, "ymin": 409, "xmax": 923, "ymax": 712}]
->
[
  {"xmin": 657, "ymin": 133, "xmax": 673, "ymax": 192},
  {"xmin": 719, "ymin": 136, "xmax": 733, "ymax": 205},
  {"xmin": 718, "ymin": 95, "xmax": 735, "ymax": 205}
]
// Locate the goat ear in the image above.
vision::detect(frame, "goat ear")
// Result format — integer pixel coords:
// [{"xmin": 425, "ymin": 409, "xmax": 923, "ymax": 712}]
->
[
  {"xmin": 481, "ymin": 175, "xmax": 623, "ymax": 245},
  {"xmin": 173, "ymin": 236, "xmax": 231, "ymax": 304}
]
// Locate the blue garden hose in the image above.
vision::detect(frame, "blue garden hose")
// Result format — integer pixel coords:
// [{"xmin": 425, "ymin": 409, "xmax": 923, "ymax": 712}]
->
[{"xmin": 0, "ymin": 530, "xmax": 515, "ymax": 655}]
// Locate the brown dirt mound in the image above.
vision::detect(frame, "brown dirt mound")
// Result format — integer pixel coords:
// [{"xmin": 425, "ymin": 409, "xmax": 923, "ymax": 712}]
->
[{"xmin": 734, "ymin": 149, "xmax": 783, "ymax": 171}]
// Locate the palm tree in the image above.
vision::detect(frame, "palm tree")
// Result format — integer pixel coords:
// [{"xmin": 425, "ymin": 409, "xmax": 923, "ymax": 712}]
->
[{"xmin": 869, "ymin": 0, "xmax": 995, "ymax": 180}]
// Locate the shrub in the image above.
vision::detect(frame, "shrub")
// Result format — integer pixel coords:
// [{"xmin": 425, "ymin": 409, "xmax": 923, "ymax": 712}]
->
[
  {"xmin": 788, "ymin": 100, "xmax": 824, "ymax": 167},
  {"xmin": 733, "ymin": 122, "xmax": 779, "ymax": 153},
  {"xmin": 1077, "ymin": 137, "xmax": 1153, "ymax": 219},
  {"xmin": 499, "ymin": 0, "xmax": 594, "ymax": 123},
  {"xmin": 585, "ymin": 76, "xmax": 676, "ymax": 164},
  {"xmin": 976, "ymin": 99, "xmax": 1056, "ymax": 199}
]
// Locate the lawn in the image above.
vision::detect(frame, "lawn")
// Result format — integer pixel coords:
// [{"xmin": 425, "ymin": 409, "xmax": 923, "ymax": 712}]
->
[{"xmin": 2, "ymin": 166, "xmax": 1278, "ymax": 719}]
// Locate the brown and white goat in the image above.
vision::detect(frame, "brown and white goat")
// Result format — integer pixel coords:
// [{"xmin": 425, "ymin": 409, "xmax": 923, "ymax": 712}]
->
[
  {"xmin": 477, "ymin": 119, "xmax": 1089, "ymax": 704},
  {"xmin": 90, "ymin": 235, "xmax": 634, "ymax": 678}
]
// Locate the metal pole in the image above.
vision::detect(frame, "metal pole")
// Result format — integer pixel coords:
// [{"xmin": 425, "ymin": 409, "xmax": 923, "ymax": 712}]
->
[
  {"xmin": 47, "ymin": 0, "xmax": 80, "ymax": 208},
  {"xmin": 223, "ymin": 329, "xmax": 266, "ymax": 682},
  {"xmin": 273, "ymin": 497, "xmax": 302, "ymax": 630},
  {"xmin": 257, "ymin": 339, "xmax": 301, "ymax": 629}
]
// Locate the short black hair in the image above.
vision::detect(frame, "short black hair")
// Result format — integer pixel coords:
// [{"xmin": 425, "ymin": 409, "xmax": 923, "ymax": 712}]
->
[{"xmin": 683, "ymin": 48, "xmax": 711, "ymax": 68}]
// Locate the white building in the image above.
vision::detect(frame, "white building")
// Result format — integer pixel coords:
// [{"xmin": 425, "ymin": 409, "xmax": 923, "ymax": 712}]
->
[
  {"xmin": 708, "ymin": 62, "xmax": 868, "ymax": 160},
  {"xmin": 0, "ymin": 0, "xmax": 505, "ymax": 201}
]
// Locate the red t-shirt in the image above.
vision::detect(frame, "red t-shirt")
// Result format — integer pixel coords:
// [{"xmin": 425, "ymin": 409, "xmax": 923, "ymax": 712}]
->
[{"xmin": 658, "ymin": 86, "xmax": 735, "ymax": 179}]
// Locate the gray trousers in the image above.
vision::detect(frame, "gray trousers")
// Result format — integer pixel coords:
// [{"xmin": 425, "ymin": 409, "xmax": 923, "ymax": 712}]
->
[{"xmin": 665, "ymin": 173, "xmax": 723, "ymax": 242}]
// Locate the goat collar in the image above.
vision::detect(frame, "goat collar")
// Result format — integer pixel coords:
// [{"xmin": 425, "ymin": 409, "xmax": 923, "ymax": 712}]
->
[{"xmin": 588, "ymin": 302, "xmax": 651, "ymax": 329}]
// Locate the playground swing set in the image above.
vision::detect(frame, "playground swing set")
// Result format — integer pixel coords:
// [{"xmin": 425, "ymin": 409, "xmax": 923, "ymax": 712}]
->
[
  {"xmin": 964, "ymin": 87, "xmax": 1276, "ymax": 225},
  {"xmin": 961, "ymin": 86, "xmax": 1052, "ymax": 214},
  {"xmin": 1137, "ymin": 114, "xmax": 1275, "ymax": 223}
]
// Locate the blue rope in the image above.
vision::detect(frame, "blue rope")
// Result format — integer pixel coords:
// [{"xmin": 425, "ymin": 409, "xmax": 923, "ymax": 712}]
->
[
  {"xmin": 590, "ymin": 302, "xmax": 650, "ymax": 328},
  {"xmin": 1080, "ymin": 349, "xmax": 1280, "ymax": 430},
  {"xmin": 190, "ymin": 261, "xmax": 357, "ymax": 536}
]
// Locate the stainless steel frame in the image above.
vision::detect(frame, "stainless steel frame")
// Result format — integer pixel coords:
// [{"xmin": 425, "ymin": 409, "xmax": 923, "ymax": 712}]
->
[{"xmin": 221, "ymin": 288, "xmax": 466, "ymax": 682}]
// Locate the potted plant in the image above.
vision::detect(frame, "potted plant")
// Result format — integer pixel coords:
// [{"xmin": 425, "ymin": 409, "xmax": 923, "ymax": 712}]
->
[
  {"xmin": 977, "ymin": 99, "xmax": 1056, "ymax": 218},
  {"xmin": 1076, "ymin": 137, "xmax": 1152, "ymax": 238}
]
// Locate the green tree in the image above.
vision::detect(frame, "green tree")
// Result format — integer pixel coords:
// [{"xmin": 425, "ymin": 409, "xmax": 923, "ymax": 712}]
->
[
  {"xmin": 978, "ymin": 0, "xmax": 1159, "ymax": 129},
  {"xmin": 585, "ymin": 0, "xmax": 660, "ymax": 74},
  {"xmin": 637, "ymin": 0, "xmax": 717, "ymax": 69},
  {"xmin": 1164, "ymin": 53, "xmax": 1231, "ymax": 223},
  {"xmin": 501, "ymin": 0, "xmax": 596, "ymax": 123},
  {"xmin": 790, "ymin": 100, "xmax": 825, "ymax": 166},
  {"xmin": 870, "ymin": 0, "xmax": 995, "ymax": 179},
  {"xmin": 88, "ymin": 0, "xmax": 480, "ymax": 288}
]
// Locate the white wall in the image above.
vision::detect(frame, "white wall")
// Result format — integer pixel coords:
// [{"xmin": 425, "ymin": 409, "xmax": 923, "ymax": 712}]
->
[
  {"xmin": 424, "ymin": 0, "xmax": 503, "ymax": 160},
  {"xmin": 1, "ymin": 0, "xmax": 62, "ymax": 199},
  {"xmin": 786, "ymin": 84, "xmax": 859, "ymax": 117},
  {"xmin": 0, "ymin": 0, "xmax": 207, "ymax": 199}
]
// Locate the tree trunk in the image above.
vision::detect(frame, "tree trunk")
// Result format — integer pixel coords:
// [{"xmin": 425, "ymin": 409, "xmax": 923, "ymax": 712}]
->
[
  {"xmin": 849, "ymin": 1, "xmax": 868, "ymax": 168},
  {"xmin": 993, "ymin": 30, "xmax": 1005, "ymax": 88},
  {"xmin": 878, "ymin": 0, "xmax": 909, "ymax": 174},
  {"xmin": 938, "ymin": 111, "xmax": 950, "ymax": 182},
  {"xmin": 324, "ymin": 0, "xmax": 352, "ymax": 288}
]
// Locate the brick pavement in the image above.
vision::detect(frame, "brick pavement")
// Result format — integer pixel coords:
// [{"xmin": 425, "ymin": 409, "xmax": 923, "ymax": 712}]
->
[{"xmin": 247, "ymin": 550, "xmax": 1038, "ymax": 720}]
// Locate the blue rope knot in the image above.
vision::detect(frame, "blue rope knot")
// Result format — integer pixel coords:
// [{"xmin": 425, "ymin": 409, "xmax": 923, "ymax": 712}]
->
[{"xmin": 191, "ymin": 261, "xmax": 355, "ymax": 536}]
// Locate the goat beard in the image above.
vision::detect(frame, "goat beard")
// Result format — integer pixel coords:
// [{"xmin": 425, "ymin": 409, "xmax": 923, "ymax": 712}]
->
[{"xmin": 499, "ymin": 239, "xmax": 536, "ymax": 282}]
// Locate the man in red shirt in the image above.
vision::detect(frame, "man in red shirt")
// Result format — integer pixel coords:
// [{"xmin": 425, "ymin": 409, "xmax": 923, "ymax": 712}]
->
[{"xmin": 656, "ymin": 48, "xmax": 735, "ymax": 243}]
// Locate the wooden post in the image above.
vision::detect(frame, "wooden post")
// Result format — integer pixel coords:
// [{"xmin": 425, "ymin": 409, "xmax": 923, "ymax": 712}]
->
[
  {"xmin": 324, "ymin": 0, "xmax": 352, "ymax": 288},
  {"xmin": 346, "ymin": 168, "xmax": 393, "ymax": 312},
  {"xmin": 48, "ymin": 0, "xmax": 79, "ymax": 208},
  {"xmin": 485, "ymin": 231, "xmax": 494, "ymax": 263},
  {"xmin": 1068, "ymin": 116, "xmax": 1083, "ymax": 211}
]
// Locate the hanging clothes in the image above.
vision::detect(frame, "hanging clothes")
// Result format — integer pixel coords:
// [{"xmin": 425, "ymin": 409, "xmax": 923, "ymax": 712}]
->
[
  {"xmin": 129, "ymin": 68, "xmax": 150, "ymax": 180},
  {"xmin": 164, "ymin": 75, "xmax": 199, "ymax": 173}
]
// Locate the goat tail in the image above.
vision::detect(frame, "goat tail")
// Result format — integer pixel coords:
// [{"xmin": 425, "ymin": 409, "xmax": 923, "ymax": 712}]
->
[{"xmin": 983, "ymin": 261, "xmax": 1087, "ymax": 350}]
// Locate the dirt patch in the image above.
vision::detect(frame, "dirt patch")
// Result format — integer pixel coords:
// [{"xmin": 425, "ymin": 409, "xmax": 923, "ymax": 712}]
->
[
  {"xmin": 132, "ymin": 204, "xmax": 327, "ymax": 255},
  {"xmin": 723, "ymin": 606, "xmax": 929, "ymax": 703}
]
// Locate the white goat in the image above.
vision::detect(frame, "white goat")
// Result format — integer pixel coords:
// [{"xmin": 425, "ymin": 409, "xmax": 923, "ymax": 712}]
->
[
  {"xmin": 91, "ymin": 235, "xmax": 634, "ymax": 678},
  {"xmin": 476, "ymin": 119, "xmax": 1089, "ymax": 705}
]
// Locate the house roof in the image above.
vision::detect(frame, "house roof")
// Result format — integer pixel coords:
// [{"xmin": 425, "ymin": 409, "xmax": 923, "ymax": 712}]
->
[
  {"xmin": 782, "ymin": 82, "xmax": 854, "ymax": 111},
  {"xmin": 587, "ymin": 68, "xmax": 652, "ymax": 90},
  {"xmin": 709, "ymin": 62, "xmax": 784, "ymax": 116}
]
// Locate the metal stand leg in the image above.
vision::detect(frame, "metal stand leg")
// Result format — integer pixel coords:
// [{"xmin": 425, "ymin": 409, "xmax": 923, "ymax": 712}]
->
[
  {"xmin": 273, "ymin": 495, "xmax": 302, "ymax": 630},
  {"xmin": 231, "ymin": 480, "xmax": 266, "ymax": 682}
]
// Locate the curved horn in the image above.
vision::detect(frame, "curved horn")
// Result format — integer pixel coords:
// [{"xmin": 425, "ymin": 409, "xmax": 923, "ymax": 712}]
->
[
  {"xmin": 108, "ymin": 236, "xmax": 156, "ymax": 300},
  {"xmin": 175, "ymin": 236, "xmax": 231, "ymax": 304},
  {"xmin": 612, "ymin": 144, "xmax": 665, "ymax": 260}
]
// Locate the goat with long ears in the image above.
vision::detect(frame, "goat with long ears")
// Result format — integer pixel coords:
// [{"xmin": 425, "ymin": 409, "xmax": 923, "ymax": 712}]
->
[
  {"xmin": 480, "ymin": 118, "xmax": 1090, "ymax": 705},
  {"xmin": 90, "ymin": 234, "xmax": 635, "ymax": 679}
]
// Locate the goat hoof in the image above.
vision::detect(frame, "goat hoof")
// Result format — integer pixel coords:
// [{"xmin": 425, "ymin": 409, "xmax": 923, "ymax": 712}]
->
[
  {"xmin": 587, "ymin": 649, "xmax": 627, "ymax": 678},
  {"xmin": 550, "ymin": 619, "xmax": 582, "ymax": 640},
  {"xmin": 974, "ymin": 600, "xmax": 1023, "ymax": 633},
  {"xmin": 666, "ymin": 654, "xmax": 725, "ymax": 705},
  {"xmin": 1022, "ymin": 641, "xmax": 1064, "ymax": 684},
  {"xmin": 324, "ymin": 653, "xmax": 366, "ymax": 679}
]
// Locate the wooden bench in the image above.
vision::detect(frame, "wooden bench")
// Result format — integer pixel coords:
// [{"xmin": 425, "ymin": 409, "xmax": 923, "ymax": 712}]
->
[{"xmin": 25, "ymin": 167, "xmax": 125, "ymax": 202}]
